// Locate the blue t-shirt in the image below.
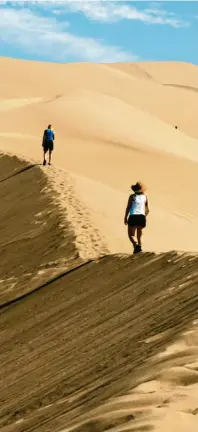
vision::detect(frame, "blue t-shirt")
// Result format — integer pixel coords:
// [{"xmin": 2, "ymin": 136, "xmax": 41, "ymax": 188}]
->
[{"xmin": 45, "ymin": 128, "xmax": 54, "ymax": 141}]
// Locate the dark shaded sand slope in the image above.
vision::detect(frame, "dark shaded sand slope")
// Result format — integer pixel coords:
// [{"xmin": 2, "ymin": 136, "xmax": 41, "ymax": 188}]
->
[
  {"xmin": 0, "ymin": 154, "xmax": 80, "ymax": 305},
  {"xmin": 0, "ymin": 155, "xmax": 198, "ymax": 431}
]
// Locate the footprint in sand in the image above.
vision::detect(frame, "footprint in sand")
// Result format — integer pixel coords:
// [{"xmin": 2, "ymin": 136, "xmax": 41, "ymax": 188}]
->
[{"xmin": 44, "ymin": 166, "xmax": 108, "ymax": 259}]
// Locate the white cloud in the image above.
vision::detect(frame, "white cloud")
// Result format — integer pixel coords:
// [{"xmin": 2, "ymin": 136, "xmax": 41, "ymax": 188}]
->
[
  {"xmin": 0, "ymin": 7, "xmax": 138, "ymax": 62},
  {"xmin": 52, "ymin": 9, "xmax": 62, "ymax": 15},
  {"xmin": 2, "ymin": 1, "xmax": 189, "ymax": 28},
  {"xmin": 56, "ymin": 0, "xmax": 190, "ymax": 28}
]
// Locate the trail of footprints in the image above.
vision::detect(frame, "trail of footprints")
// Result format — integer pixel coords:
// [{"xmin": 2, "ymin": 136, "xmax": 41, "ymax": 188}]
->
[{"xmin": 45, "ymin": 166, "xmax": 108, "ymax": 260}]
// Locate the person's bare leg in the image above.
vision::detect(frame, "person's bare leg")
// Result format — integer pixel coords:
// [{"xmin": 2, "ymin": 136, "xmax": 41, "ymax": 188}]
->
[
  {"xmin": 43, "ymin": 149, "xmax": 47, "ymax": 165},
  {"xmin": 137, "ymin": 227, "xmax": 143, "ymax": 248},
  {"xmin": 128, "ymin": 226, "xmax": 137, "ymax": 248},
  {"xmin": 48, "ymin": 150, "xmax": 52, "ymax": 165}
]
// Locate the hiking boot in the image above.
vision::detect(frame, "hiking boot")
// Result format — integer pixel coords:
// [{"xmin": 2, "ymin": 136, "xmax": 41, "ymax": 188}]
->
[{"xmin": 134, "ymin": 244, "xmax": 142, "ymax": 254}]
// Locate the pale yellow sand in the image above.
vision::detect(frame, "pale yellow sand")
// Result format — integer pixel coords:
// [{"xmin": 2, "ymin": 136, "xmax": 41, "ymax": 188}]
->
[
  {"xmin": 1, "ymin": 55, "xmax": 198, "ymax": 431},
  {"xmin": 1, "ymin": 57, "xmax": 198, "ymax": 255},
  {"xmin": 0, "ymin": 97, "xmax": 43, "ymax": 111},
  {"xmin": 59, "ymin": 322, "xmax": 198, "ymax": 432}
]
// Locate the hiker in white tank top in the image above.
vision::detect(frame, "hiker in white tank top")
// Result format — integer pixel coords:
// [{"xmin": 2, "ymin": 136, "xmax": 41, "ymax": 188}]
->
[
  {"xmin": 129, "ymin": 194, "xmax": 147, "ymax": 216},
  {"xmin": 124, "ymin": 182, "xmax": 150, "ymax": 254}
]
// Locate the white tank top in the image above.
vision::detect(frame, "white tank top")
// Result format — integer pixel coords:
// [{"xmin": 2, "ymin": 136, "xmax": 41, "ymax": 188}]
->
[{"xmin": 129, "ymin": 194, "xmax": 146, "ymax": 215}]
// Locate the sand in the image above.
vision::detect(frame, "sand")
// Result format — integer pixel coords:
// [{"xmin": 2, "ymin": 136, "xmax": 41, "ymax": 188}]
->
[
  {"xmin": 1, "ymin": 57, "xmax": 198, "ymax": 255},
  {"xmin": 0, "ymin": 57, "xmax": 198, "ymax": 431}
]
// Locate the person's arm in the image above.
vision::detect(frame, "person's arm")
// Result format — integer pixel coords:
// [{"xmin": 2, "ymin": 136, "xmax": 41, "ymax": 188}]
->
[
  {"xmin": 145, "ymin": 196, "xmax": 150, "ymax": 216},
  {"xmin": 124, "ymin": 195, "xmax": 133, "ymax": 224}
]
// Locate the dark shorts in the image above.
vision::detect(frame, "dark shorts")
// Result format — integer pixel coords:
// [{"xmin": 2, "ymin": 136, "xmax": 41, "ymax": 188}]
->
[
  {"xmin": 128, "ymin": 214, "xmax": 146, "ymax": 228},
  {"xmin": 43, "ymin": 140, "xmax": 54, "ymax": 152}
]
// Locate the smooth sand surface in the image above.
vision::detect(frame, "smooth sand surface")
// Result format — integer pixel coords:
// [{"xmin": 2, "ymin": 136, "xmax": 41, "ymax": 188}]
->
[
  {"xmin": 1, "ymin": 57, "xmax": 198, "ymax": 255},
  {"xmin": 0, "ymin": 58, "xmax": 198, "ymax": 432}
]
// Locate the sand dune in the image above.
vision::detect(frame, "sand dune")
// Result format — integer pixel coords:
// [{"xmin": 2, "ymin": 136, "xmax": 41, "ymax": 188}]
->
[
  {"xmin": 1, "ymin": 58, "xmax": 198, "ymax": 431},
  {"xmin": 0, "ymin": 98, "xmax": 44, "ymax": 112},
  {"xmin": 1, "ymin": 59, "xmax": 198, "ymax": 138},
  {"xmin": 136, "ymin": 61, "xmax": 198, "ymax": 86},
  {"xmin": 0, "ymin": 156, "xmax": 197, "ymax": 431},
  {"xmin": 1, "ymin": 58, "xmax": 198, "ymax": 252},
  {"xmin": 0, "ymin": 155, "xmax": 81, "ymax": 305}
]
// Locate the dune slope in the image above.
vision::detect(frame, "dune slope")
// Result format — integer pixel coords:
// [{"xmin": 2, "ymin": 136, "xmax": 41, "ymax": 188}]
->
[
  {"xmin": 0, "ymin": 153, "xmax": 197, "ymax": 432},
  {"xmin": 1, "ymin": 248, "xmax": 198, "ymax": 431},
  {"xmin": 1, "ymin": 58, "xmax": 198, "ymax": 431},
  {"xmin": 1, "ymin": 58, "xmax": 198, "ymax": 255},
  {"xmin": 0, "ymin": 154, "xmax": 80, "ymax": 305}
]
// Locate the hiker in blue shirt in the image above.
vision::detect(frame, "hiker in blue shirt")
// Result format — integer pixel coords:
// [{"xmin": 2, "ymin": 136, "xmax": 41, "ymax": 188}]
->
[{"xmin": 42, "ymin": 124, "xmax": 55, "ymax": 166}]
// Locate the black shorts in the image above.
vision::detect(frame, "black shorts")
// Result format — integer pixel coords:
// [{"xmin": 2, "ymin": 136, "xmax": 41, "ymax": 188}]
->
[
  {"xmin": 128, "ymin": 214, "xmax": 146, "ymax": 228},
  {"xmin": 43, "ymin": 140, "xmax": 54, "ymax": 152}
]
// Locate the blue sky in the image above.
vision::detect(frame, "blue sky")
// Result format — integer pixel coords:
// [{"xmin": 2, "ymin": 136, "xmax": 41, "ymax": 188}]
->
[{"xmin": 0, "ymin": 1, "xmax": 198, "ymax": 64}]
